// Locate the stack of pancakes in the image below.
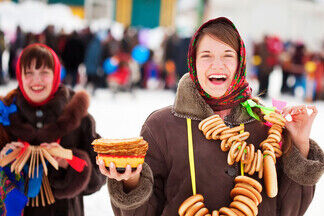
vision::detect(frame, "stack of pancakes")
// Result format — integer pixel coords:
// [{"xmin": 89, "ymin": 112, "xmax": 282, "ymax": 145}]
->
[{"xmin": 92, "ymin": 137, "xmax": 148, "ymax": 169}]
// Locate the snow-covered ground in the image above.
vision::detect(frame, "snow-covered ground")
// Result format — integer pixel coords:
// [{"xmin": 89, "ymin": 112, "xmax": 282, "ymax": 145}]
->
[{"xmin": 0, "ymin": 70, "xmax": 323, "ymax": 215}]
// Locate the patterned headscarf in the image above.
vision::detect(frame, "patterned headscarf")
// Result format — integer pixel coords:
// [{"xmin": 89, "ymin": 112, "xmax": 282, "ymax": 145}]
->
[{"xmin": 188, "ymin": 17, "xmax": 252, "ymax": 111}]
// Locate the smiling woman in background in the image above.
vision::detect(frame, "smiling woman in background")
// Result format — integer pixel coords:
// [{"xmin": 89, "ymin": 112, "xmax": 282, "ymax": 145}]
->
[
  {"xmin": 0, "ymin": 43, "xmax": 105, "ymax": 216},
  {"xmin": 98, "ymin": 17, "xmax": 324, "ymax": 216}
]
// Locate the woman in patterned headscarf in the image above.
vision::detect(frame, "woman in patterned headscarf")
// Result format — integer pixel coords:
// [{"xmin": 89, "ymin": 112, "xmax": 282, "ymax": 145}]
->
[{"xmin": 99, "ymin": 17, "xmax": 324, "ymax": 216}]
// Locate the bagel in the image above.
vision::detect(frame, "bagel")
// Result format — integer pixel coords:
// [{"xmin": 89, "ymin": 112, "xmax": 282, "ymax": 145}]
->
[
  {"xmin": 255, "ymin": 150, "xmax": 262, "ymax": 172},
  {"xmin": 198, "ymin": 115, "xmax": 218, "ymax": 130},
  {"xmin": 194, "ymin": 207, "xmax": 209, "ymax": 216},
  {"xmin": 221, "ymin": 125, "xmax": 244, "ymax": 135},
  {"xmin": 230, "ymin": 187, "xmax": 259, "ymax": 206},
  {"xmin": 236, "ymin": 141, "xmax": 247, "ymax": 163},
  {"xmin": 268, "ymin": 134, "xmax": 281, "ymax": 143},
  {"xmin": 220, "ymin": 132, "xmax": 236, "ymax": 141},
  {"xmin": 241, "ymin": 145, "xmax": 250, "ymax": 164},
  {"xmin": 229, "ymin": 201, "xmax": 254, "ymax": 216},
  {"xmin": 184, "ymin": 201, "xmax": 204, "ymax": 216},
  {"xmin": 234, "ymin": 183, "xmax": 262, "ymax": 206},
  {"xmin": 178, "ymin": 194, "xmax": 204, "ymax": 216},
  {"xmin": 219, "ymin": 207, "xmax": 237, "ymax": 216},
  {"xmin": 221, "ymin": 139, "xmax": 231, "ymax": 152},
  {"xmin": 234, "ymin": 195, "xmax": 258, "ymax": 215},
  {"xmin": 264, "ymin": 155, "xmax": 278, "ymax": 198},
  {"xmin": 212, "ymin": 125, "xmax": 228, "ymax": 140},
  {"xmin": 263, "ymin": 150, "xmax": 276, "ymax": 163},
  {"xmin": 258, "ymin": 161, "xmax": 263, "ymax": 179},
  {"xmin": 212, "ymin": 210, "xmax": 219, "ymax": 216},
  {"xmin": 270, "ymin": 112, "xmax": 286, "ymax": 123},
  {"xmin": 248, "ymin": 152, "xmax": 258, "ymax": 175},
  {"xmin": 234, "ymin": 176, "xmax": 262, "ymax": 193},
  {"xmin": 202, "ymin": 120, "xmax": 223, "ymax": 135},
  {"xmin": 230, "ymin": 208, "xmax": 245, "ymax": 216}
]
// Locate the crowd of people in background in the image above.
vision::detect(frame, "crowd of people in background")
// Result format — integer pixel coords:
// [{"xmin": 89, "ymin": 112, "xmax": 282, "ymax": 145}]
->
[
  {"xmin": 0, "ymin": 25, "xmax": 323, "ymax": 101},
  {"xmin": 252, "ymin": 35, "xmax": 324, "ymax": 101}
]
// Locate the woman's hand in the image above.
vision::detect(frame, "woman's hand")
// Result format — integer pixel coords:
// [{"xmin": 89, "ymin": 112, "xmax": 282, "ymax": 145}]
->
[
  {"xmin": 40, "ymin": 142, "xmax": 69, "ymax": 169},
  {"xmin": 0, "ymin": 141, "xmax": 24, "ymax": 159},
  {"xmin": 281, "ymin": 105, "xmax": 318, "ymax": 158},
  {"xmin": 97, "ymin": 158, "xmax": 142, "ymax": 192}
]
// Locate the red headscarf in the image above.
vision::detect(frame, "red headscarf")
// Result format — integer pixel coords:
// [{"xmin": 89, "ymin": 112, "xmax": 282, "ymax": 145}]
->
[
  {"xmin": 188, "ymin": 17, "xmax": 252, "ymax": 111},
  {"xmin": 16, "ymin": 43, "xmax": 61, "ymax": 106}
]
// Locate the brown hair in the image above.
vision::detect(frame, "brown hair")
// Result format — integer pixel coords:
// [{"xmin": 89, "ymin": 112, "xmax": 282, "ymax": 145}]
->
[
  {"xmin": 195, "ymin": 21, "xmax": 240, "ymax": 55},
  {"xmin": 20, "ymin": 45, "xmax": 55, "ymax": 73}
]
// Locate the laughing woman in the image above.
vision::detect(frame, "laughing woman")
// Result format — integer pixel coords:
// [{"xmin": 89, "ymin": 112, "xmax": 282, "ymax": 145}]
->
[
  {"xmin": 0, "ymin": 44, "xmax": 105, "ymax": 216},
  {"xmin": 98, "ymin": 17, "xmax": 324, "ymax": 215}
]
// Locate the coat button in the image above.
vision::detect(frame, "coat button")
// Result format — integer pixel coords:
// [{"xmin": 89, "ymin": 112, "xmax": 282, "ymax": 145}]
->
[
  {"xmin": 36, "ymin": 110, "xmax": 43, "ymax": 117},
  {"xmin": 36, "ymin": 122, "xmax": 43, "ymax": 128}
]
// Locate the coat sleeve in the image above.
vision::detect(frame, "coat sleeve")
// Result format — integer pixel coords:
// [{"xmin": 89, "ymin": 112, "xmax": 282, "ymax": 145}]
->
[
  {"xmin": 49, "ymin": 114, "xmax": 106, "ymax": 198},
  {"xmin": 79, "ymin": 114, "xmax": 106, "ymax": 195},
  {"xmin": 107, "ymin": 122, "xmax": 168, "ymax": 216},
  {"xmin": 49, "ymin": 148, "xmax": 92, "ymax": 199},
  {"xmin": 277, "ymin": 138, "xmax": 324, "ymax": 215}
]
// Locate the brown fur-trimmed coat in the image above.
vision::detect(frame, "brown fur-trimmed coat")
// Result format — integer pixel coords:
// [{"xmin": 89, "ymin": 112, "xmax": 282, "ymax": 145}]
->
[
  {"xmin": 0, "ymin": 85, "xmax": 105, "ymax": 216},
  {"xmin": 108, "ymin": 73, "xmax": 324, "ymax": 216}
]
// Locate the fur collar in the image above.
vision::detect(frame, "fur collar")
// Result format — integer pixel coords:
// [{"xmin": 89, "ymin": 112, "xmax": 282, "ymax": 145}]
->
[
  {"xmin": 3, "ymin": 85, "xmax": 90, "ymax": 144},
  {"xmin": 172, "ymin": 73, "xmax": 255, "ymax": 125}
]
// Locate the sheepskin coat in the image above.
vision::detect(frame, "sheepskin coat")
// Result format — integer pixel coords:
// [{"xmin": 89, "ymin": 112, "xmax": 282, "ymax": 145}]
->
[{"xmin": 107, "ymin": 73, "xmax": 324, "ymax": 216}]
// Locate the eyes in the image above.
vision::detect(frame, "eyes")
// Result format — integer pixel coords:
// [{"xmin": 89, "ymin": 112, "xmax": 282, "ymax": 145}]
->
[
  {"xmin": 198, "ymin": 53, "xmax": 236, "ymax": 60},
  {"xmin": 24, "ymin": 69, "xmax": 52, "ymax": 77}
]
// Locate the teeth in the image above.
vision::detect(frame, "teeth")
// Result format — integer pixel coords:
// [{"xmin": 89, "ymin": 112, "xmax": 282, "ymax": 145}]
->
[
  {"xmin": 31, "ymin": 86, "xmax": 44, "ymax": 91},
  {"xmin": 209, "ymin": 75, "xmax": 227, "ymax": 79}
]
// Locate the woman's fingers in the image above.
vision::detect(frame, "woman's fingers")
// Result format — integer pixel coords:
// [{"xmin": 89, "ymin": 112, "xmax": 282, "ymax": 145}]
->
[
  {"xmin": 97, "ymin": 159, "xmax": 111, "ymax": 177},
  {"xmin": 96, "ymin": 159, "xmax": 142, "ymax": 181},
  {"xmin": 282, "ymin": 106, "xmax": 293, "ymax": 117},
  {"xmin": 109, "ymin": 162, "xmax": 119, "ymax": 179},
  {"xmin": 123, "ymin": 165, "xmax": 133, "ymax": 180},
  {"xmin": 134, "ymin": 164, "xmax": 143, "ymax": 175},
  {"xmin": 307, "ymin": 105, "xmax": 318, "ymax": 119},
  {"xmin": 40, "ymin": 143, "xmax": 49, "ymax": 148},
  {"xmin": 40, "ymin": 142, "xmax": 61, "ymax": 149},
  {"xmin": 12, "ymin": 142, "xmax": 25, "ymax": 148}
]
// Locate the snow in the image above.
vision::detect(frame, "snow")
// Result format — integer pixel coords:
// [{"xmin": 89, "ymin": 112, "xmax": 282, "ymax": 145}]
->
[
  {"xmin": 0, "ymin": 1, "xmax": 84, "ymax": 35},
  {"xmin": 0, "ymin": 71, "xmax": 323, "ymax": 215}
]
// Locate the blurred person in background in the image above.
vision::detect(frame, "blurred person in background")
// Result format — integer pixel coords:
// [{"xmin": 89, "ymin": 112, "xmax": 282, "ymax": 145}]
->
[
  {"xmin": 141, "ymin": 50, "xmax": 161, "ymax": 89},
  {"xmin": 0, "ymin": 43, "xmax": 105, "ymax": 216},
  {"xmin": 107, "ymin": 60, "xmax": 131, "ymax": 94},
  {"xmin": 280, "ymin": 41, "xmax": 294, "ymax": 95},
  {"xmin": 255, "ymin": 35, "xmax": 280, "ymax": 98},
  {"xmin": 61, "ymin": 31, "xmax": 85, "ymax": 88},
  {"xmin": 314, "ymin": 51, "xmax": 324, "ymax": 100},
  {"xmin": 98, "ymin": 17, "xmax": 324, "ymax": 216},
  {"xmin": 8, "ymin": 26, "xmax": 25, "ymax": 79},
  {"xmin": 162, "ymin": 32, "xmax": 180, "ymax": 91},
  {"xmin": 84, "ymin": 32, "xmax": 102, "ymax": 95},
  {"xmin": 289, "ymin": 43, "xmax": 307, "ymax": 96},
  {"xmin": 43, "ymin": 25, "xmax": 58, "ymax": 52},
  {"xmin": 0, "ymin": 30, "xmax": 5, "ymax": 84}
]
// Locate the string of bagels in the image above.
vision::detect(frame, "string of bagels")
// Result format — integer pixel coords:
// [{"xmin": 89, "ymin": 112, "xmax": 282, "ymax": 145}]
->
[{"xmin": 178, "ymin": 110, "xmax": 286, "ymax": 216}]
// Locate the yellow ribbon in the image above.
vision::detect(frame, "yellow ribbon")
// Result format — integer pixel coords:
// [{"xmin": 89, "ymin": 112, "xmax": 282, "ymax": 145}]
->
[
  {"xmin": 187, "ymin": 118, "xmax": 196, "ymax": 195},
  {"xmin": 240, "ymin": 124, "xmax": 244, "ymax": 176}
]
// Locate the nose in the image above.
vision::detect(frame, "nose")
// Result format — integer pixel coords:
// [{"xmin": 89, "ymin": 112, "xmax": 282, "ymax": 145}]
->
[
  {"xmin": 211, "ymin": 57, "xmax": 224, "ymax": 70},
  {"xmin": 33, "ymin": 74, "xmax": 42, "ymax": 82}
]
